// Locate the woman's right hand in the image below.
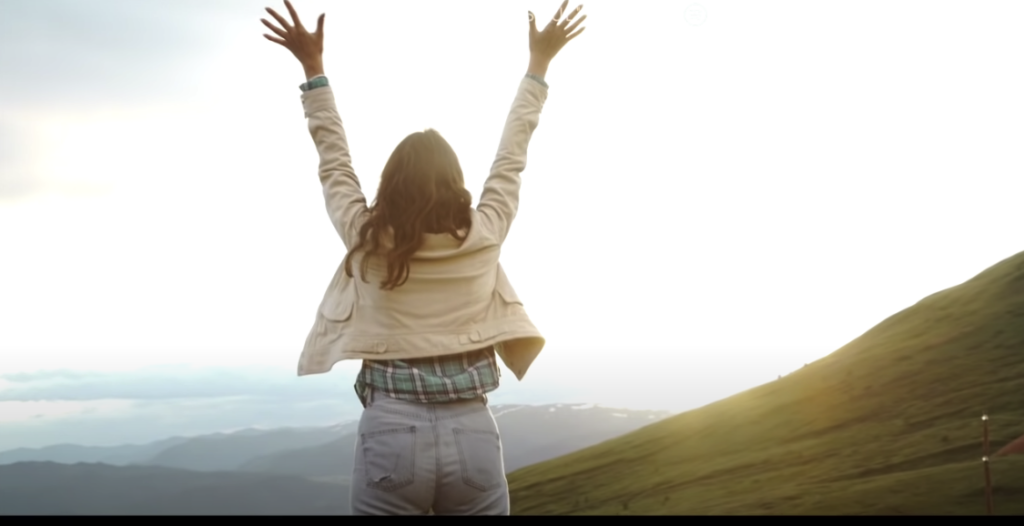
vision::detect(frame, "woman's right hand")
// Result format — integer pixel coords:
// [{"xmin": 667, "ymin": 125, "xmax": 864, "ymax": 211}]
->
[{"xmin": 529, "ymin": 1, "xmax": 587, "ymax": 64}]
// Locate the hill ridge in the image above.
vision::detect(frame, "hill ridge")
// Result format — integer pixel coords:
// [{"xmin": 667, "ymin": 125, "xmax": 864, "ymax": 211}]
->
[{"xmin": 508, "ymin": 249, "xmax": 1024, "ymax": 515}]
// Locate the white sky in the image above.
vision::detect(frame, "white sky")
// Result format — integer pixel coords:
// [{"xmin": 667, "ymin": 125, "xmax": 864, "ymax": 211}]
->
[{"xmin": 2, "ymin": 0, "xmax": 1024, "ymax": 417}]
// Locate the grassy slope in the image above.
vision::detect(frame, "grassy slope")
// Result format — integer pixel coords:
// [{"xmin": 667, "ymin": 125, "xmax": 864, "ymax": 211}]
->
[{"xmin": 508, "ymin": 250, "xmax": 1024, "ymax": 515}]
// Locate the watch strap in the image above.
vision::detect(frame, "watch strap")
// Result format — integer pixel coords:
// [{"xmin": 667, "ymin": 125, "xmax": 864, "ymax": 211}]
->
[{"xmin": 300, "ymin": 76, "xmax": 330, "ymax": 92}]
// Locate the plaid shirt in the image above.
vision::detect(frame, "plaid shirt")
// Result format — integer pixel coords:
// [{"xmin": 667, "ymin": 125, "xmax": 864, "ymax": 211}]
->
[{"xmin": 354, "ymin": 346, "xmax": 500, "ymax": 407}]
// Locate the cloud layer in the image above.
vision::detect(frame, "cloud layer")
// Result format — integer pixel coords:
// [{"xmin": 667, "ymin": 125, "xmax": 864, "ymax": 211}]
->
[
  {"xmin": 0, "ymin": 365, "xmax": 366, "ymax": 450},
  {"xmin": 0, "ymin": 366, "xmax": 351, "ymax": 402},
  {"xmin": 0, "ymin": 364, "xmax": 637, "ymax": 450}
]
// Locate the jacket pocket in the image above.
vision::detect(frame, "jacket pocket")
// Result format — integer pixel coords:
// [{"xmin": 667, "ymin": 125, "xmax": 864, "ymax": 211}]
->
[
  {"xmin": 320, "ymin": 268, "xmax": 357, "ymax": 322},
  {"xmin": 453, "ymin": 428, "xmax": 504, "ymax": 492},
  {"xmin": 494, "ymin": 267, "xmax": 523, "ymax": 306},
  {"xmin": 321, "ymin": 298, "xmax": 354, "ymax": 322},
  {"xmin": 496, "ymin": 285, "xmax": 522, "ymax": 306},
  {"xmin": 361, "ymin": 426, "xmax": 416, "ymax": 492},
  {"xmin": 320, "ymin": 282, "xmax": 355, "ymax": 322}
]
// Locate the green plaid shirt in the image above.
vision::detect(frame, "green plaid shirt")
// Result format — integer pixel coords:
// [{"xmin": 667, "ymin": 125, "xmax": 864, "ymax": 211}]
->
[{"xmin": 354, "ymin": 346, "xmax": 501, "ymax": 407}]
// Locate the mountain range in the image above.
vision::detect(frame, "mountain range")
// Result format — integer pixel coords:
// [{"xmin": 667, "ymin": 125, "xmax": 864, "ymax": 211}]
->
[
  {"xmin": 0, "ymin": 404, "xmax": 670, "ymax": 515},
  {"xmin": 0, "ymin": 462, "xmax": 347, "ymax": 515}
]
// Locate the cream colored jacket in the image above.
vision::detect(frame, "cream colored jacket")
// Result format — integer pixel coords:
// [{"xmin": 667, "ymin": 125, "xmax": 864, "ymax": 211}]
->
[{"xmin": 297, "ymin": 76, "xmax": 548, "ymax": 381}]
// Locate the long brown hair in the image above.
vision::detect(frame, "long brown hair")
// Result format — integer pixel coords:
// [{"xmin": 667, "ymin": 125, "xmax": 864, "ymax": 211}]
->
[{"xmin": 343, "ymin": 129, "xmax": 472, "ymax": 290}]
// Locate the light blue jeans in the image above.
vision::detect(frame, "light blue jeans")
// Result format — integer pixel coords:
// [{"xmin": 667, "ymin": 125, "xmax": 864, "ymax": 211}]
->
[{"xmin": 349, "ymin": 387, "xmax": 509, "ymax": 515}]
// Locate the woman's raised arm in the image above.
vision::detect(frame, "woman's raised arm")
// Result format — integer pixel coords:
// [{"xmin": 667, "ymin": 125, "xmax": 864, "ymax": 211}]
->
[
  {"xmin": 262, "ymin": 1, "xmax": 369, "ymax": 249},
  {"xmin": 476, "ymin": 2, "xmax": 587, "ymax": 244}
]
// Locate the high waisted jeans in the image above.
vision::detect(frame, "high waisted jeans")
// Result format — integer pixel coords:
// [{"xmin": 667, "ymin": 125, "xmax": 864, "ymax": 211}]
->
[{"xmin": 349, "ymin": 387, "xmax": 509, "ymax": 515}]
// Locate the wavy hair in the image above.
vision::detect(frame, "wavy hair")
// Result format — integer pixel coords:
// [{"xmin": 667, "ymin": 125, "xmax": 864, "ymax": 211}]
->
[{"xmin": 342, "ymin": 129, "xmax": 473, "ymax": 290}]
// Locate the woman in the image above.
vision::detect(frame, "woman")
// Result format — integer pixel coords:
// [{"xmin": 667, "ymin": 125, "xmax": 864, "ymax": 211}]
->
[{"xmin": 261, "ymin": 0, "xmax": 586, "ymax": 515}]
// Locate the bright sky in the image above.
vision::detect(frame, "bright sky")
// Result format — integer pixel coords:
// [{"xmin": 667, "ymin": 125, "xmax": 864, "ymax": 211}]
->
[{"xmin": 2, "ymin": 0, "xmax": 1024, "ymax": 422}]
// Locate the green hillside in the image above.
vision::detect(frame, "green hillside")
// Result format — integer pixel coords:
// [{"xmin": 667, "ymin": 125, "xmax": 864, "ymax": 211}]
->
[{"xmin": 508, "ymin": 250, "xmax": 1024, "ymax": 515}]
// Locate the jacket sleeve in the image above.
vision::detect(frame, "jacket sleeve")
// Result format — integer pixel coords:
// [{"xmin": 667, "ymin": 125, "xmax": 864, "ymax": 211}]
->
[
  {"xmin": 476, "ymin": 75, "xmax": 549, "ymax": 244},
  {"xmin": 301, "ymin": 86, "xmax": 370, "ymax": 251}
]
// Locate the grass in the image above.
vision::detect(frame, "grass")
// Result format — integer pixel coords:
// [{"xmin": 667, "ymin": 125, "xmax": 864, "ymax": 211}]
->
[{"xmin": 508, "ymin": 249, "xmax": 1024, "ymax": 515}]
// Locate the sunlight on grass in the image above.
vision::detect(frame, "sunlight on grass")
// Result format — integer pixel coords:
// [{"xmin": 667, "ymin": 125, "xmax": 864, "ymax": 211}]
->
[{"xmin": 509, "ymin": 250, "xmax": 1024, "ymax": 515}]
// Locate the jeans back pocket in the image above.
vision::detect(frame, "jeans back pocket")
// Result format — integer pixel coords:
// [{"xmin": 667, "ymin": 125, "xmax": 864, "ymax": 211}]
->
[
  {"xmin": 453, "ymin": 428, "xmax": 504, "ymax": 492},
  {"xmin": 361, "ymin": 426, "xmax": 416, "ymax": 492}
]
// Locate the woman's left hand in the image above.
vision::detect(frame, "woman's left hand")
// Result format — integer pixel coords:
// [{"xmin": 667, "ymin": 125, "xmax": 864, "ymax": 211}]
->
[{"xmin": 262, "ymin": 0, "xmax": 326, "ymax": 78}]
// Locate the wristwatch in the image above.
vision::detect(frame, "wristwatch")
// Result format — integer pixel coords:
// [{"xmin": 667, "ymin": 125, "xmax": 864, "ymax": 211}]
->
[
  {"xmin": 300, "ymin": 76, "xmax": 329, "ymax": 92},
  {"xmin": 525, "ymin": 73, "xmax": 548, "ymax": 89}
]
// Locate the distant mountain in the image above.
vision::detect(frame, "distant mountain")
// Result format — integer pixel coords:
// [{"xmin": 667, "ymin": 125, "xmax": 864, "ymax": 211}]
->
[
  {"xmin": 241, "ymin": 434, "xmax": 356, "ymax": 479},
  {"xmin": 493, "ymin": 404, "xmax": 670, "ymax": 472},
  {"xmin": 1, "ymin": 405, "xmax": 668, "ymax": 478},
  {"xmin": 507, "ymin": 250, "xmax": 1024, "ymax": 515},
  {"xmin": 0, "ymin": 462, "xmax": 349, "ymax": 515},
  {"xmin": 239, "ymin": 404, "xmax": 671, "ymax": 478},
  {"xmin": 0, "ymin": 436, "xmax": 189, "ymax": 466},
  {"xmin": 0, "ymin": 424, "xmax": 357, "ymax": 470},
  {"xmin": 142, "ymin": 422, "xmax": 359, "ymax": 472}
]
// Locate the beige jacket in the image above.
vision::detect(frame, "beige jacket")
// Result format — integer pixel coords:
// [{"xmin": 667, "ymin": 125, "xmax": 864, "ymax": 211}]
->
[{"xmin": 297, "ymin": 76, "xmax": 548, "ymax": 381}]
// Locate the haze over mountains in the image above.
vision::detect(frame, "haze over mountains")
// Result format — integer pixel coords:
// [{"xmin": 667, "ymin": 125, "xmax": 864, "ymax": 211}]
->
[{"xmin": 0, "ymin": 404, "xmax": 669, "ymax": 515}]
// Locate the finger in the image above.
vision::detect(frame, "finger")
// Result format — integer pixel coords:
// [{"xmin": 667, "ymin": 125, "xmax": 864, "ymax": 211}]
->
[
  {"xmin": 566, "ymin": 26, "xmax": 586, "ymax": 42},
  {"xmin": 565, "ymin": 13, "xmax": 586, "ymax": 33},
  {"xmin": 284, "ymin": 0, "xmax": 304, "ymax": 31},
  {"xmin": 263, "ymin": 34, "xmax": 288, "ymax": 46},
  {"xmin": 261, "ymin": 18, "xmax": 288, "ymax": 39},
  {"xmin": 265, "ymin": 7, "xmax": 292, "ymax": 32},
  {"xmin": 566, "ymin": 4, "xmax": 582, "ymax": 20},
  {"xmin": 316, "ymin": 13, "xmax": 325, "ymax": 36},
  {"xmin": 552, "ymin": 0, "xmax": 568, "ymax": 23},
  {"xmin": 559, "ymin": 4, "xmax": 581, "ymax": 28},
  {"xmin": 529, "ymin": 11, "xmax": 538, "ymax": 34}
]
